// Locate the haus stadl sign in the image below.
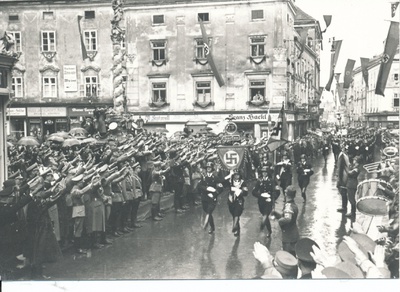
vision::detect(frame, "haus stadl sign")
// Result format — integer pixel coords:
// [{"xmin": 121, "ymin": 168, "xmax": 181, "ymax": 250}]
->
[{"xmin": 133, "ymin": 113, "xmax": 280, "ymax": 123}]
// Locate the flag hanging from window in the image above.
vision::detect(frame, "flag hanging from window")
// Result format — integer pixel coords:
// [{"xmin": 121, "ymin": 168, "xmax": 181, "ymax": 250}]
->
[
  {"xmin": 266, "ymin": 104, "xmax": 289, "ymax": 152},
  {"xmin": 325, "ymin": 40, "xmax": 342, "ymax": 91},
  {"xmin": 199, "ymin": 19, "xmax": 225, "ymax": 87},
  {"xmin": 343, "ymin": 59, "xmax": 355, "ymax": 89},
  {"xmin": 337, "ymin": 83, "xmax": 346, "ymax": 106},
  {"xmin": 297, "ymin": 28, "xmax": 309, "ymax": 59},
  {"xmin": 360, "ymin": 57, "xmax": 369, "ymax": 86},
  {"xmin": 391, "ymin": 2, "xmax": 399, "ymax": 17},
  {"xmin": 375, "ymin": 21, "xmax": 399, "ymax": 96},
  {"xmin": 322, "ymin": 15, "xmax": 332, "ymax": 33},
  {"xmin": 77, "ymin": 15, "xmax": 88, "ymax": 60}
]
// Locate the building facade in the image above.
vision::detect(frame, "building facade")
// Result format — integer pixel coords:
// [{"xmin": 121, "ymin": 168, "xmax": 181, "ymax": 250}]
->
[
  {"xmin": 1, "ymin": 0, "xmax": 323, "ymax": 140},
  {"xmin": 345, "ymin": 51, "xmax": 399, "ymax": 129}
]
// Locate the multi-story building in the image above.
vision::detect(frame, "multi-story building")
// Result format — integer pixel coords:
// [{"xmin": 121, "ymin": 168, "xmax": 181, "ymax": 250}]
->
[
  {"xmin": 346, "ymin": 50, "xmax": 399, "ymax": 129},
  {"xmin": 1, "ymin": 0, "xmax": 323, "ymax": 140}
]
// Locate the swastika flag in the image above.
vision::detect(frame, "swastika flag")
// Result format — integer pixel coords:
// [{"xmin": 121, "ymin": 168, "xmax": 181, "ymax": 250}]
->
[
  {"xmin": 266, "ymin": 104, "xmax": 289, "ymax": 152},
  {"xmin": 216, "ymin": 146, "xmax": 247, "ymax": 170}
]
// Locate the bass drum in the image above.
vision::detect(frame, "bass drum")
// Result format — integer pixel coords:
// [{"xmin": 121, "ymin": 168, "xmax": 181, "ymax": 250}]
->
[{"xmin": 356, "ymin": 179, "xmax": 392, "ymax": 216}]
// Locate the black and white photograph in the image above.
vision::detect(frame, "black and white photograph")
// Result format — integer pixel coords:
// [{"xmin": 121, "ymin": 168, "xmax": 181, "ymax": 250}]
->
[{"xmin": 0, "ymin": 0, "xmax": 398, "ymax": 289}]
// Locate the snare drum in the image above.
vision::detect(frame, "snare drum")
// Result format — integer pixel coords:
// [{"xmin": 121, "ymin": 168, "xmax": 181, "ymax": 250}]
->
[{"xmin": 356, "ymin": 179, "xmax": 392, "ymax": 216}]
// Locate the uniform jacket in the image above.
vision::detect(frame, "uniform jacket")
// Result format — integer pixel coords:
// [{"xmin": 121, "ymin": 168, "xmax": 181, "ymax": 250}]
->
[
  {"xmin": 252, "ymin": 178, "xmax": 274, "ymax": 203},
  {"xmin": 278, "ymin": 200, "xmax": 299, "ymax": 243},
  {"xmin": 296, "ymin": 162, "xmax": 314, "ymax": 183}
]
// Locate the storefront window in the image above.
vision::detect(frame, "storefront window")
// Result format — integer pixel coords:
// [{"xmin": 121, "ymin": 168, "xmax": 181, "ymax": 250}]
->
[
  {"xmin": 10, "ymin": 119, "xmax": 25, "ymax": 140},
  {"xmin": 29, "ymin": 120, "xmax": 42, "ymax": 137}
]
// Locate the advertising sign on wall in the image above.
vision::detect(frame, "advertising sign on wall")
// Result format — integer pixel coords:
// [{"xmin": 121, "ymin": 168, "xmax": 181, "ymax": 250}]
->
[{"xmin": 63, "ymin": 65, "xmax": 78, "ymax": 92}]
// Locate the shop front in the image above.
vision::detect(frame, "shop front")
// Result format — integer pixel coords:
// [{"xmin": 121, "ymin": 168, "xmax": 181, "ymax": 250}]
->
[
  {"xmin": 129, "ymin": 111, "xmax": 296, "ymax": 140},
  {"xmin": 366, "ymin": 114, "xmax": 399, "ymax": 129},
  {"xmin": 27, "ymin": 107, "xmax": 68, "ymax": 137},
  {"xmin": 67, "ymin": 106, "xmax": 96, "ymax": 129},
  {"xmin": 6, "ymin": 107, "xmax": 27, "ymax": 140}
]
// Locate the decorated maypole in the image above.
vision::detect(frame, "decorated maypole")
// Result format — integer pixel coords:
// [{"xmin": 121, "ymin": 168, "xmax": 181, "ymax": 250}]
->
[{"xmin": 111, "ymin": 0, "xmax": 125, "ymax": 114}]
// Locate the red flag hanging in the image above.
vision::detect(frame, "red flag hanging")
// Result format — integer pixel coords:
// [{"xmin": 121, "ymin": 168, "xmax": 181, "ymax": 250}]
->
[
  {"xmin": 322, "ymin": 15, "xmax": 332, "ymax": 33},
  {"xmin": 77, "ymin": 16, "xmax": 88, "ymax": 61},
  {"xmin": 199, "ymin": 19, "xmax": 225, "ymax": 87},
  {"xmin": 360, "ymin": 57, "xmax": 370, "ymax": 86},
  {"xmin": 343, "ymin": 59, "xmax": 355, "ymax": 89},
  {"xmin": 325, "ymin": 40, "xmax": 342, "ymax": 91},
  {"xmin": 391, "ymin": 2, "xmax": 399, "ymax": 17},
  {"xmin": 266, "ymin": 104, "xmax": 289, "ymax": 152},
  {"xmin": 375, "ymin": 21, "xmax": 399, "ymax": 96}
]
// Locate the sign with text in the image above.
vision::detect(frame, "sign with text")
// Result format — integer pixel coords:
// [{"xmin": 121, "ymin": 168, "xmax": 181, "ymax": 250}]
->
[
  {"xmin": 63, "ymin": 65, "xmax": 78, "ymax": 92},
  {"xmin": 68, "ymin": 107, "xmax": 95, "ymax": 117},
  {"xmin": 6, "ymin": 108, "xmax": 26, "ymax": 116}
]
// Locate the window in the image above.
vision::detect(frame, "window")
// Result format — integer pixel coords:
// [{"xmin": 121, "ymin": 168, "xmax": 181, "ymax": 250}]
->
[
  {"xmin": 7, "ymin": 31, "xmax": 21, "ymax": 52},
  {"xmin": 41, "ymin": 31, "xmax": 56, "ymax": 52},
  {"xmin": 250, "ymin": 36, "xmax": 266, "ymax": 57},
  {"xmin": 394, "ymin": 73, "xmax": 398, "ymax": 81},
  {"xmin": 151, "ymin": 40, "xmax": 166, "ymax": 61},
  {"xmin": 85, "ymin": 11, "xmax": 95, "ymax": 19},
  {"xmin": 249, "ymin": 80, "xmax": 265, "ymax": 101},
  {"xmin": 196, "ymin": 81, "xmax": 211, "ymax": 102},
  {"xmin": 84, "ymin": 30, "xmax": 97, "ymax": 51},
  {"xmin": 43, "ymin": 77, "xmax": 57, "ymax": 98},
  {"xmin": 195, "ymin": 38, "xmax": 211, "ymax": 59},
  {"xmin": 394, "ymin": 94, "xmax": 399, "ymax": 107},
  {"xmin": 9, "ymin": 15, "xmax": 19, "ymax": 21},
  {"xmin": 12, "ymin": 77, "xmax": 23, "ymax": 98},
  {"xmin": 307, "ymin": 37, "xmax": 313, "ymax": 47},
  {"xmin": 43, "ymin": 11, "xmax": 54, "ymax": 20},
  {"xmin": 152, "ymin": 82, "xmax": 167, "ymax": 103},
  {"xmin": 153, "ymin": 15, "xmax": 164, "ymax": 24},
  {"xmin": 251, "ymin": 10, "xmax": 264, "ymax": 20},
  {"xmin": 198, "ymin": 13, "xmax": 209, "ymax": 22},
  {"xmin": 84, "ymin": 76, "xmax": 99, "ymax": 97}
]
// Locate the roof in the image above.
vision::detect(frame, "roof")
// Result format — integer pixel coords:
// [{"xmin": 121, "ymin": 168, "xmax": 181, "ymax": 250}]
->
[{"xmin": 294, "ymin": 5, "xmax": 317, "ymax": 22}]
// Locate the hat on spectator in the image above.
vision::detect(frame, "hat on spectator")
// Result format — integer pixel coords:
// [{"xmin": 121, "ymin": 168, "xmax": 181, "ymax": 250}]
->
[
  {"xmin": 334, "ymin": 261, "xmax": 364, "ymax": 279},
  {"xmin": 273, "ymin": 251, "xmax": 298, "ymax": 277},
  {"xmin": 285, "ymin": 185, "xmax": 296, "ymax": 198},
  {"xmin": 321, "ymin": 267, "xmax": 351, "ymax": 279},
  {"xmin": 295, "ymin": 238, "xmax": 320, "ymax": 263}
]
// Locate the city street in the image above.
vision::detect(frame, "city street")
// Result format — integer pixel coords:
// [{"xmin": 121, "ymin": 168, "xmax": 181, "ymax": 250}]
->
[{"xmin": 40, "ymin": 152, "xmax": 357, "ymax": 280}]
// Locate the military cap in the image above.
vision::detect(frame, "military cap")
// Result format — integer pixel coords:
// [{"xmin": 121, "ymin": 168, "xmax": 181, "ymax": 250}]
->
[
  {"xmin": 285, "ymin": 185, "xmax": 296, "ymax": 198},
  {"xmin": 321, "ymin": 267, "xmax": 351, "ymax": 279},
  {"xmin": 273, "ymin": 251, "xmax": 298, "ymax": 276},
  {"xmin": 71, "ymin": 174, "xmax": 84, "ymax": 182},
  {"xmin": 26, "ymin": 163, "xmax": 39, "ymax": 172},
  {"xmin": 295, "ymin": 238, "xmax": 320, "ymax": 263},
  {"xmin": 334, "ymin": 261, "xmax": 364, "ymax": 279}
]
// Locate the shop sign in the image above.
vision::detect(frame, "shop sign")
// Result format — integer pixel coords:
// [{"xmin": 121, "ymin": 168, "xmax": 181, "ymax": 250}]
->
[
  {"xmin": 136, "ymin": 113, "xmax": 281, "ymax": 123},
  {"xmin": 27, "ymin": 107, "xmax": 41, "ymax": 117},
  {"xmin": 387, "ymin": 116, "xmax": 399, "ymax": 121},
  {"xmin": 68, "ymin": 107, "xmax": 95, "ymax": 116},
  {"xmin": 41, "ymin": 107, "xmax": 67, "ymax": 117},
  {"xmin": 6, "ymin": 108, "xmax": 26, "ymax": 116},
  {"xmin": 56, "ymin": 119, "xmax": 67, "ymax": 123},
  {"xmin": 369, "ymin": 117, "xmax": 379, "ymax": 122},
  {"xmin": 63, "ymin": 65, "xmax": 78, "ymax": 92},
  {"xmin": 286, "ymin": 114, "xmax": 295, "ymax": 121}
]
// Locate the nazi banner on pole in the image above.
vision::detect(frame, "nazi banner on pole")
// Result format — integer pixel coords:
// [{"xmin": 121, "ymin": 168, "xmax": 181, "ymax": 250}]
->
[{"xmin": 216, "ymin": 146, "xmax": 248, "ymax": 171}]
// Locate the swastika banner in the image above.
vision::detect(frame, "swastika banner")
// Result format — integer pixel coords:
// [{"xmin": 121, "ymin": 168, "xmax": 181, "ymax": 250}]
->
[{"xmin": 216, "ymin": 146, "xmax": 247, "ymax": 170}]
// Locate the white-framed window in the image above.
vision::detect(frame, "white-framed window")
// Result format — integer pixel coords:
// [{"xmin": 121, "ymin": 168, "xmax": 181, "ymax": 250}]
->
[
  {"xmin": 7, "ymin": 31, "xmax": 22, "ymax": 52},
  {"xmin": 41, "ymin": 31, "xmax": 56, "ymax": 52},
  {"xmin": 394, "ymin": 93, "xmax": 399, "ymax": 107},
  {"xmin": 151, "ymin": 40, "xmax": 166, "ymax": 61},
  {"xmin": 43, "ymin": 77, "xmax": 57, "ymax": 98},
  {"xmin": 84, "ymin": 30, "xmax": 97, "ymax": 51},
  {"xmin": 198, "ymin": 13, "xmax": 209, "ymax": 22},
  {"xmin": 249, "ymin": 80, "xmax": 266, "ymax": 101},
  {"xmin": 152, "ymin": 82, "xmax": 167, "ymax": 103},
  {"xmin": 251, "ymin": 10, "xmax": 264, "ymax": 21},
  {"xmin": 153, "ymin": 15, "xmax": 164, "ymax": 25},
  {"xmin": 12, "ymin": 77, "xmax": 24, "ymax": 98},
  {"xmin": 84, "ymin": 76, "xmax": 99, "ymax": 97},
  {"xmin": 195, "ymin": 38, "xmax": 211, "ymax": 59},
  {"xmin": 196, "ymin": 81, "xmax": 211, "ymax": 103},
  {"xmin": 250, "ymin": 36, "xmax": 266, "ymax": 57}
]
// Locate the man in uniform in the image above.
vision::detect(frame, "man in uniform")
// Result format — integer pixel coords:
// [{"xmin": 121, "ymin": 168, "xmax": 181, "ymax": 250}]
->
[
  {"xmin": 295, "ymin": 237, "xmax": 320, "ymax": 279},
  {"xmin": 272, "ymin": 185, "xmax": 299, "ymax": 256},
  {"xmin": 336, "ymin": 142, "xmax": 350, "ymax": 214}
]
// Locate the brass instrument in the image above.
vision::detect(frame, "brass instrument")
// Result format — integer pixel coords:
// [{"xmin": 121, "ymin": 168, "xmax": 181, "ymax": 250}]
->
[{"xmin": 363, "ymin": 146, "xmax": 398, "ymax": 173}]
